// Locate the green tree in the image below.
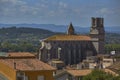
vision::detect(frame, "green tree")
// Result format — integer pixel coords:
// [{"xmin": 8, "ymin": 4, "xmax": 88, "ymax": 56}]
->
[
  {"xmin": 0, "ymin": 41, "xmax": 38, "ymax": 52},
  {"xmin": 83, "ymin": 69, "xmax": 119, "ymax": 80},
  {"xmin": 105, "ymin": 44, "xmax": 120, "ymax": 54}
]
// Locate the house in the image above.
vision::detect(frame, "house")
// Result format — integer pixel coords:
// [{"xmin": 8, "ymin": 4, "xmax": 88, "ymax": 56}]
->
[
  {"xmin": 78, "ymin": 55, "xmax": 116, "ymax": 69},
  {"xmin": 48, "ymin": 59, "xmax": 65, "ymax": 69},
  {"xmin": 0, "ymin": 57, "xmax": 56, "ymax": 80},
  {"xmin": 54, "ymin": 69, "xmax": 118, "ymax": 80},
  {"xmin": 108, "ymin": 61, "xmax": 120, "ymax": 75},
  {"xmin": 66, "ymin": 69, "xmax": 92, "ymax": 80},
  {"xmin": 97, "ymin": 54, "xmax": 116, "ymax": 68},
  {"xmin": 0, "ymin": 58, "xmax": 56, "ymax": 80},
  {"xmin": 102, "ymin": 58, "xmax": 114, "ymax": 68},
  {"xmin": 54, "ymin": 69, "xmax": 91, "ymax": 80},
  {"xmin": 81, "ymin": 56, "xmax": 97, "ymax": 69}
]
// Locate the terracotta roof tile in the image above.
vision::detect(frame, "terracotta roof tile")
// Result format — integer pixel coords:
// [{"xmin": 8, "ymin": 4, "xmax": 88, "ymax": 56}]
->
[
  {"xmin": 45, "ymin": 35, "xmax": 91, "ymax": 41},
  {"xmin": 66, "ymin": 69, "xmax": 118, "ymax": 77},
  {"xmin": 108, "ymin": 62, "xmax": 120, "ymax": 75},
  {"xmin": 104, "ymin": 69, "xmax": 119, "ymax": 76},
  {"xmin": 0, "ymin": 59, "xmax": 56, "ymax": 71},
  {"xmin": 7, "ymin": 52, "xmax": 35, "ymax": 57},
  {"xmin": 67, "ymin": 69, "xmax": 92, "ymax": 77}
]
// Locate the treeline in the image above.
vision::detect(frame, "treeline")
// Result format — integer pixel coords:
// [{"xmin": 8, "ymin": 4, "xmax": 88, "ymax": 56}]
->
[
  {"xmin": 105, "ymin": 44, "xmax": 120, "ymax": 54},
  {"xmin": 0, "ymin": 27, "xmax": 56, "ymax": 52},
  {"xmin": 105, "ymin": 33, "xmax": 120, "ymax": 44},
  {"xmin": 83, "ymin": 69, "xmax": 120, "ymax": 80},
  {"xmin": 0, "ymin": 41, "xmax": 119, "ymax": 53},
  {"xmin": 0, "ymin": 41, "xmax": 40, "ymax": 52},
  {"xmin": 0, "ymin": 27, "xmax": 56, "ymax": 44}
]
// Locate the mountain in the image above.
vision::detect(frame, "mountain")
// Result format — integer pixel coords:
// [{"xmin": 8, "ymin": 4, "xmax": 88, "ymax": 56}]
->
[
  {"xmin": 0, "ymin": 24, "xmax": 119, "ymax": 33},
  {"xmin": 105, "ymin": 26, "xmax": 120, "ymax": 34},
  {"xmin": 0, "ymin": 23, "xmax": 66, "ymax": 32},
  {"xmin": 0, "ymin": 27, "xmax": 56, "ymax": 45}
]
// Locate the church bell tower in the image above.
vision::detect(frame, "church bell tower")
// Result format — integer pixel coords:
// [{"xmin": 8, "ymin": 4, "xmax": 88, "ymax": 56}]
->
[
  {"xmin": 67, "ymin": 23, "xmax": 75, "ymax": 35},
  {"xmin": 90, "ymin": 17, "xmax": 105, "ymax": 54}
]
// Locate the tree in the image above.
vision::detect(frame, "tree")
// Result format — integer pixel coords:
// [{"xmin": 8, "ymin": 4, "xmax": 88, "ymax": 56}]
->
[
  {"xmin": 83, "ymin": 69, "xmax": 119, "ymax": 80},
  {"xmin": 105, "ymin": 44, "xmax": 120, "ymax": 54}
]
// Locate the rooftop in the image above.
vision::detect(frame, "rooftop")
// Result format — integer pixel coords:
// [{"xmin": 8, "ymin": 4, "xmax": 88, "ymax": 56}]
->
[
  {"xmin": 66, "ymin": 69, "xmax": 118, "ymax": 77},
  {"xmin": 7, "ymin": 52, "xmax": 35, "ymax": 57},
  {"xmin": 0, "ymin": 58, "xmax": 56, "ymax": 71},
  {"xmin": 45, "ymin": 35, "xmax": 91, "ymax": 41},
  {"xmin": 67, "ymin": 69, "xmax": 91, "ymax": 77},
  {"xmin": 104, "ymin": 69, "xmax": 119, "ymax": 76},
  {"xmin": 108, "ymin": 61, "xmax": 120, "ymax": 73}
]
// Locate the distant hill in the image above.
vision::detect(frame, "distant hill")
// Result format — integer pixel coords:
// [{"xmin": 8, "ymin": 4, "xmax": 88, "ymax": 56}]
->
[
  {"xmin": 0, "ymin": 27, "xmax": 56, "ymax": 45},
  {"xmin": 105, "ymin": 33, "xmax": 120, "ymax": 44},
  {"xmin": 0, "ymin": 24, "xmax": 119, "ymax": 34}
]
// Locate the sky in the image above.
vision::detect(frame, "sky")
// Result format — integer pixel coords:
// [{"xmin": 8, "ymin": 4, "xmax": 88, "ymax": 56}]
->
[{"xmin": 0, "ymin": 0, "xmax": 120, "ymax": 27}]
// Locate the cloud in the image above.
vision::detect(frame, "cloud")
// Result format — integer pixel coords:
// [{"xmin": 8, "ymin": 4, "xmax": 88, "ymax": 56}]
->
[
  {"xmin": 0, "ymin": 0, "xmax": 26, "ymax": 6},
  {"xmin": 0, "ymin": 0, "xmax": 47, "ymax": 18},
  {"xmin": 0, "ymin": 0, "xmax": 120, "ymax": 26},
  {"xmin": 59, "ymin": 2, "xmax": 67, "ymax": 8},
  {"xmin": 0, "ymin": 0, "xmax": 72, "ymax": 18},
  {"xmin": 96, "ymin": 8, "xmax": 114, "ymax": 15},
  {"xmin": 0, "ymin": 0, "xmax": 27, "ymax": 16}
]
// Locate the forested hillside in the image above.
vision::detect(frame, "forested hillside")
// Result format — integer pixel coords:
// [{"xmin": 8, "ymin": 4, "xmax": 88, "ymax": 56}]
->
[
  {"xmin": 0, "ymin": 27, "xmax": 56, "ymax": 52},
  {"xmin": 105, "ymin": 33, "xmax": 120, "ymax": 44},
  {"xmin": 0, "ymin": 27, "xmax": 56, "ymax": 44}
]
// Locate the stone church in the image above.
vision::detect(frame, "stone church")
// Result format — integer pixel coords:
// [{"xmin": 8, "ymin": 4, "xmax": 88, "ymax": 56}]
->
[{"xmin": 39, "ymin": 17, "xmax": 105, "ymax": 65}]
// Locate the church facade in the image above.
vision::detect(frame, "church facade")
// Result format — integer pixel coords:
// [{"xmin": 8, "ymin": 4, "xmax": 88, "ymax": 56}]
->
[{"xmin": 39, "ymin": 17, "xmax": 105, "ymax": 65}]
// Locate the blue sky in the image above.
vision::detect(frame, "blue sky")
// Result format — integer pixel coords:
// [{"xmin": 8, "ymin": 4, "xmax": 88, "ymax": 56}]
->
[{"xmin": 0, "ymin": 0, "xmax": 120, "ymax": 27}]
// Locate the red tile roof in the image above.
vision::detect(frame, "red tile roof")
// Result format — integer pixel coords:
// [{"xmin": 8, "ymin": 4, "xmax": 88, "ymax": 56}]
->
[
  {"xmin": 45, "ymin": 35, "xmax": 91, "ymax": 41},
  {"xmin": 66, "ymin": 69, "xmax": 118, "ymax": 77},
  {"xmin": 67, "ymin": 69, "xmax": 92, "ymax": 77},
  {"xmin": 104, "ymin": 69, "xmax": 119, "ymax": 76},
  {"xmin": 0, "ymin": 59, "xmax": 56, "ymax": 71},
  {"xmin": 7, "ymin": 52, "xmax": 35, "ymax": 57}
]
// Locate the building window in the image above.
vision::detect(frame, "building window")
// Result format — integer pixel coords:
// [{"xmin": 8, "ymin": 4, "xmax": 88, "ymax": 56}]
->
[
  {"xmin": 17, "ymin": 72, "xmax": 28, "ymax": 80},
  {"xmin": 53, "ymin": 71, "xmax": 56, "ymax": 76},
  {"xmin": 17, "ymin": 77, "xmax": 24, "ymax": 80},
  {"xmin": 68, "ymin": 75, "xmax": 73, "ymax": 80},
  {"xmin": 17, "ymin": 76, "xmax": 28, "ymax": 80},
  {"xmin": 77, "ymin": 77, "xmax": 82, "ymax": 80},
  {"xmin": 37, "ymin": 76, "xmax": 44, "ymax": 80}
]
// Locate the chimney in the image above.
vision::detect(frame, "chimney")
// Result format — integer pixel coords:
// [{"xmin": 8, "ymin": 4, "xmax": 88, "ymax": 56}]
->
[{"xmin": 14, "ymin": 62, "xmax": 16, "ymax": 69}]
